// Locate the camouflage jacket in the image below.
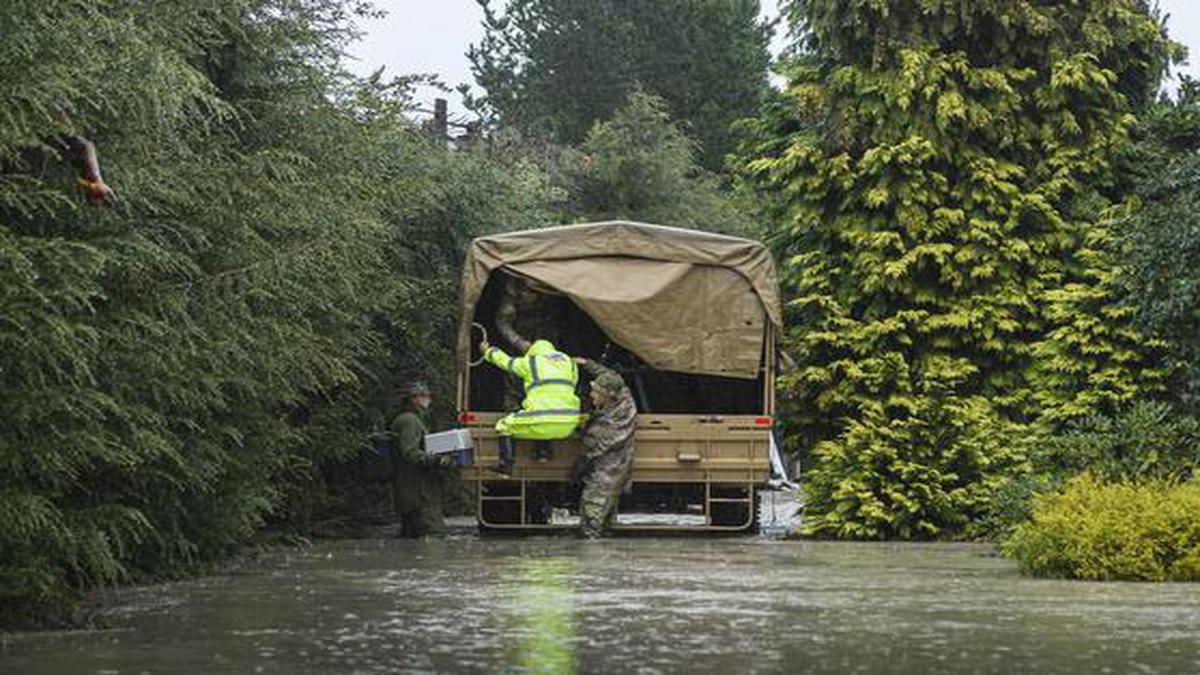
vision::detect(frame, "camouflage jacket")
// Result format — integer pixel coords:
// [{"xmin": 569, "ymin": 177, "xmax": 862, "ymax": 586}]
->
[{"xmin": 576, "ymin": 361, "xmax": 638, "ymax": 487}]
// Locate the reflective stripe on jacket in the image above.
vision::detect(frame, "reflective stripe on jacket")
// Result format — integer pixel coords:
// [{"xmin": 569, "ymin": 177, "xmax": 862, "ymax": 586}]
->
[{"xmin": 485, "ymin": 339, "xmax": 581, "ymax": 415}]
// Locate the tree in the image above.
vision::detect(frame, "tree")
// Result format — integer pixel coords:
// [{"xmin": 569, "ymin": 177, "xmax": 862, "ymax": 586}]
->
[
  {"xmin": 566, "ymin": 90, "xmax": 754, "ymax": 234},
  {"xmin": 468, "ymin": 0, "xmax": 772, "ymax": 170},
  {"xmin": 736, "ymin": 0, "xmax": 1174, "ymax": 539},
  {"xmin": 1118, "ymin": 79, "xmax": 1200, "ymax": 409},
  {"xmin": 0, "ymin": 0, "xmax": 557, "ymax": 625}
]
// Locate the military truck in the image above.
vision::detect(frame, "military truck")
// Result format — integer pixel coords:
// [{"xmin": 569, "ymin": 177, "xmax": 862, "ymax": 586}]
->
[{"xmin": 456, "ymin": 221, "xmax": 784, "ymax": 532}]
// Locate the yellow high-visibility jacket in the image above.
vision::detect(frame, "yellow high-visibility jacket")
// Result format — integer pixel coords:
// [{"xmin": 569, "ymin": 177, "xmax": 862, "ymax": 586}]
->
[{"xmin": 485, "ymin": 339, "xmax": 581, "ymax": 424}]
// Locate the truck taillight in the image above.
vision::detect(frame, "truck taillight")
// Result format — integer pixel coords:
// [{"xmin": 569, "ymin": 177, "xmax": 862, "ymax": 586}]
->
[
  {"xmin": 458, "ymin": 412, "xmax": 477, "ymax": 424},
  {"xmin": 755, "ymin": 416, "xmax": 774, "ymax": 427}
]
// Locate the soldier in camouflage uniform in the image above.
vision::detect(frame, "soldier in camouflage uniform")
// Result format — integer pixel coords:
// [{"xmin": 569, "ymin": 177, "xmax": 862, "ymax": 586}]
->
[{"xmin": 571, "ymin": 358, "xmax": 638, "ymax": 539}]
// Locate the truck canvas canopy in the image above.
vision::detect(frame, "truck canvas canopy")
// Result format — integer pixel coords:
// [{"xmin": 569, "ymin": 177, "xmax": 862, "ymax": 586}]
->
[{"xmin": 458, "ymin": 221, "xmax": 784, "ymax": 380}]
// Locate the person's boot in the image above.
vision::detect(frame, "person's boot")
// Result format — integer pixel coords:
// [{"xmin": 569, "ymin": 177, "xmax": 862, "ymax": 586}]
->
[
  {"xmin": 534, "ymin": 440, "xmax": 553, "ymax": 462},
  {"xmin": 488, "ymin": 435, "xmax": 515, "ymax": 475}
]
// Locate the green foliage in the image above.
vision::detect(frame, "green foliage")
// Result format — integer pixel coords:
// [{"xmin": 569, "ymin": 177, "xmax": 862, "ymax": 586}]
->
[
  {"xmin": 1119, "ymin": 80, "xmax": 1200, "ymax": 406},
  {"xmin": 975, "ymin": 401, "xmax": 1200, "ymax": 538},
  {"xmin": 1037, "ymin": 401, "xmax": 1200, "ymax": 482},
  {"xmin": 801, "ymin": 394, "xmax": 1031, "ymax": 540},
  {"xmin": 468, "ymin": 0, "xmax": 772, "ymax": 170},
  {"xmin": 0, "ymin": 0, "xmax": 556, "ymax": 626},
  {"xmin": 780, "ymin": 0, "xmax": 1179, "ymax": 108},
  {"xmin": 568, "ymin": 90, "xmax": 755, "ymax": 235},
  {"xmin": 1004, "ymin": 474, "xmax": 1200, "ymax": 581},
  {"xmin": 739, "ymin": 0, "xmax": 1174, "ymax": 539}
]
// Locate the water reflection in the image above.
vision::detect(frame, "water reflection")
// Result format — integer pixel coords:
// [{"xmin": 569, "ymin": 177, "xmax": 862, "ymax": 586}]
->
[{"xmin": 504, "ymin": 558, "xmax": 579, "ymax": 674}]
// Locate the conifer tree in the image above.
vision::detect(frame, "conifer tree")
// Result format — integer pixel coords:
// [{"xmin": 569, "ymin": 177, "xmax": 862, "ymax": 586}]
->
[
  {"xmin": 469, "ymin": 0, "xmax": 772, "ymax": 170},
  {"xmin": 0, "ymin": 0, "xmax": 557, "ymax": 624},
  {"xmin": 737, "ymin": 0, "xmax": 1174, "ymax": 538},
  {"xmin": 569, "ymin": 90, "xmax": 754, "ymax": 235}
]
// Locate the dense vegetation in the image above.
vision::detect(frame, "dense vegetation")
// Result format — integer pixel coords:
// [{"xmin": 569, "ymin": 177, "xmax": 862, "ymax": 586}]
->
[
  {"xmin": 4, "ymin": 0, "xmax": 1198, "ymax": 625},
  {"xmin": 468, "ymin": 0, "xmax": 773, "ymax": 170},
  {"xmin": 567, "ymin": 90, "xmax": 757, "ymax": 235},
  {"xmin": 0, "ymin": 0, "xmax": 560, "ymax": 626},
  {"xmin": 1004, "ymin": 474, "xmax": 1200, "ymax": 581},
  {"xmin": 1120, "ymin": 80, "xmax": 1200, "ymax": 408},
  {"xmin": 735, "ymin": 0, "xmax": 1182, "ymax": 540},
  {"xmin": 1, "ymin": 0, "xmax": 766, "ymax": 626},
  {"xmin": 995, "ymin": 83, "xmax": 1200, "ymax": 579}
]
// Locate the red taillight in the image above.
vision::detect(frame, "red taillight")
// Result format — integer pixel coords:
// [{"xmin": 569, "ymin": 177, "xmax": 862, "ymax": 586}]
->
[
  {"xmin": 458, "ymin": 411, "xmax": 478, "ymax": 424},
  {"xmin": 755, "ymin": 416, "xmax": 774, "ymax": 427}
]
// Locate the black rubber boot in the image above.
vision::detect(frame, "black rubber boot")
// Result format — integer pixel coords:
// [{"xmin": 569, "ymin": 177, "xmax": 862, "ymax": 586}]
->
[
  {"xmin": 534, "ymin": 440, "xmax": 553, "ymax": 462},
  {"xmin": 488, "ymin": 435, "xmax": 516, "ymax": 475}
]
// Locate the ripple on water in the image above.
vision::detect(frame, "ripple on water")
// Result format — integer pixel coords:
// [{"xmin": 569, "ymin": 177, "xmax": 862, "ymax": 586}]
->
[{"xmin": 2, "ymin": 538, "xmax": 1200, "ymax": 674}]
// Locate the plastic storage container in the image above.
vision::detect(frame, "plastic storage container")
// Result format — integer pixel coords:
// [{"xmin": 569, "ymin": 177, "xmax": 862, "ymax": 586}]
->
[{"xmin": 424, "ymin": 429, "xmax": 474, "ymax": 466}]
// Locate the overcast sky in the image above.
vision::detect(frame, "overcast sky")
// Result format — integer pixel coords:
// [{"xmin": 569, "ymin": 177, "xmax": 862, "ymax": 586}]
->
[{"xmin": 347, "ymin": 0, "xmax": 1200, "ymax": 119}]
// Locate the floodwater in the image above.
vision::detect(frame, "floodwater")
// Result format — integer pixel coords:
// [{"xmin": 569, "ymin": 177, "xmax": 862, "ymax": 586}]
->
[{"xmin": 3, "ymin": 526, "xmax": 1199, "ymax": 674}]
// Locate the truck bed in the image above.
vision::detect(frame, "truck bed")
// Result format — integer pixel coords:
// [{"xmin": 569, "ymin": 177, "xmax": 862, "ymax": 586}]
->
[{"xmin": 458, "ymin": 412, "xmax": 772, "ymax": 484}]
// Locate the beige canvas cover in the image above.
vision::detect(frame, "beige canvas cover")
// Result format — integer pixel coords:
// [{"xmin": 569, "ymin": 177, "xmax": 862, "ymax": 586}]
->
[{"xmin": 458, "ymin": 221, "xmax": 784, "ymax": 380}]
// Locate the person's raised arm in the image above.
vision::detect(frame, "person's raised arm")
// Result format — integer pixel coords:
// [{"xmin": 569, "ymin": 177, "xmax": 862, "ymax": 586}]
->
[
  {"xmin": 482, "ymin": 340, "xmax": 531, "ymax": 379},
  {"xmin": 573, "ymin": 357, "xmax": 617, "ymax": 379},
  {"xmin": 496, "ymin": 282, "xmax": 532, "ymax": 354}
]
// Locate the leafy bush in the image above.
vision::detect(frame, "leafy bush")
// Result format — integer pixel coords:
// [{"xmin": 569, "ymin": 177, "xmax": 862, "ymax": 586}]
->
[
  {"xmin": 973, "ymin": 401, "xmax": 1200, "ymax": 538},
  {"xmin": 1038, "ymin": 401, "xmax": 1200, "ymax": 482},
  {"xmin": 800, "ymin": 395, "xmax": 1031, "ymax": 540},
  {"xmin": 1004, "ymin": 474, "xmax": 1200, "ymax": 581}
]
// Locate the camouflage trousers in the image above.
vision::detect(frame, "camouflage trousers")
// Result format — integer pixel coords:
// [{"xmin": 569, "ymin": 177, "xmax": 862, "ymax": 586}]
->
[{"xmin": 578, "ymin": 451, "xmax": 634, "ymax": 539}]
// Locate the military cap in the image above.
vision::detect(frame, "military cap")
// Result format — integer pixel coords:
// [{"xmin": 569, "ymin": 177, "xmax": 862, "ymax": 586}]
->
[
  {"xmin": 591, "ymin": 371, "xmax": 627, "ymax": 396},
  {"xmin": 402, "ymin": 380, "xmax": 432, "ymax": 397}
]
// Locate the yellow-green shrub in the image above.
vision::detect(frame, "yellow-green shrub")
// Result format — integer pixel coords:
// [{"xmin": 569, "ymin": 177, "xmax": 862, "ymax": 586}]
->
[{"xmin": 1003, "ymin": 474, "xmax": 1200, "ymax": 581}]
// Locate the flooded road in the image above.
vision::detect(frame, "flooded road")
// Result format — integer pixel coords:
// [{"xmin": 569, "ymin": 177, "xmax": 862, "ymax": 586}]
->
[{"xmin": 3, "ymin": 529, "xmax": 1200, "ymax": 674}]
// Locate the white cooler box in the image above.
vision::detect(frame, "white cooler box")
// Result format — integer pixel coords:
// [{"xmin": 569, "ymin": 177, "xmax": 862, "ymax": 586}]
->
[{"xmin": 424, "ymin": 429, "xmax": 474, "ymax": 466}]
